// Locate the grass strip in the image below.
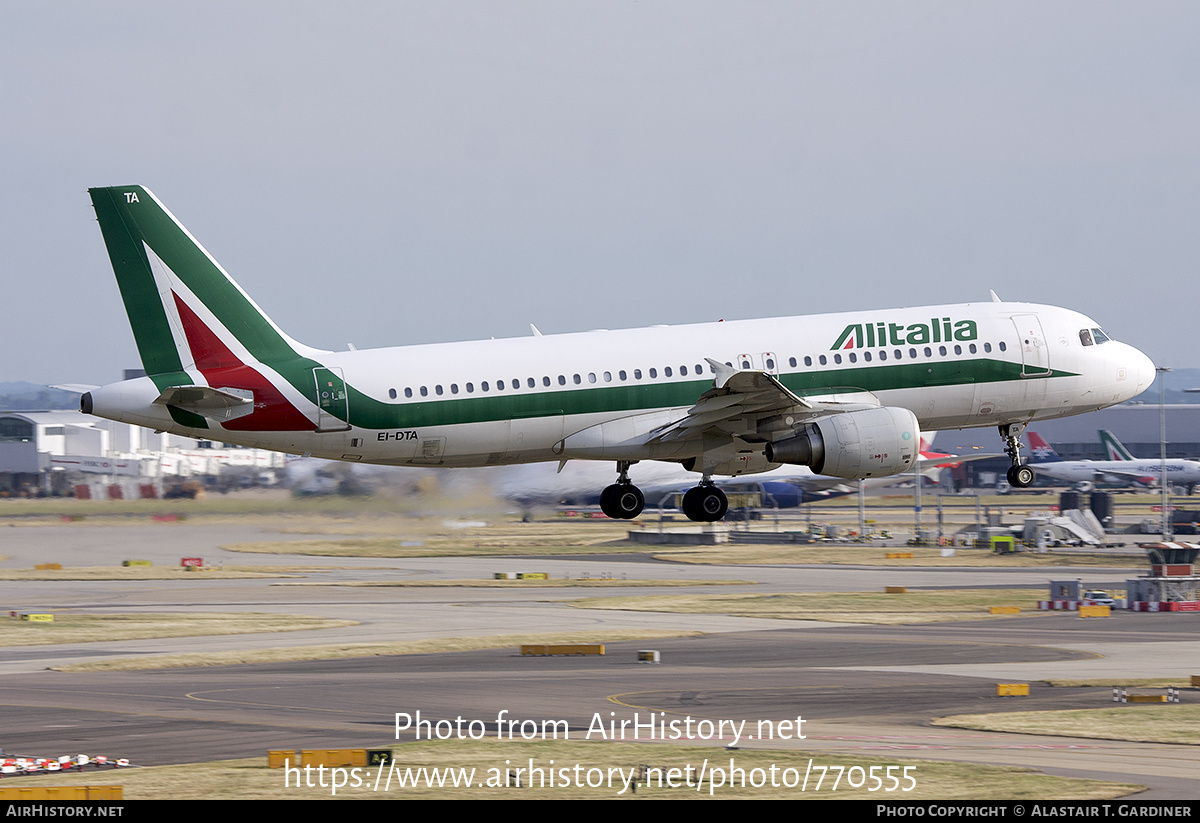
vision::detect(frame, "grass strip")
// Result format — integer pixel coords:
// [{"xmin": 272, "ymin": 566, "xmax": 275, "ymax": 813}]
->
[
  {"xmin": 571, "ymin": 588, "xmax": 1054, "ymax": 625},
  {"xmin": 934, "ymin": 704, "xmax": 1200, "ymax": 745},
  {"xmin": 2, "ymin": 613, "xmax": 357, "ymax": 646},
  {"xmin": 52, "ymin": 630, "xmax": 701, "ymax": 672}
]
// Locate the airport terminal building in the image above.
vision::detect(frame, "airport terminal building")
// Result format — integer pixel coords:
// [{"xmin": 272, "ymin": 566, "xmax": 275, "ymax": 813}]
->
[{"xmin": 0, "ymin": 410, "xmax": 286, "ymax": 498}]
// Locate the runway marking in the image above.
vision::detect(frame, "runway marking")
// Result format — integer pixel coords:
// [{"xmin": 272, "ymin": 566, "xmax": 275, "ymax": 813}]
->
[
  {"xmin": 183, "ymin": 686, "xmax": 369, "ymax": 715},
  {"xmin": 607, "ymin": 682, "xmax": 1000, "ymax": 713},
  {"xmin": 0, "ymin": 683, "xmax": 369, "ymax": 717},
  {"xmin": 0, "ymin": 699, "xmax": 364, "ymax": 733}
]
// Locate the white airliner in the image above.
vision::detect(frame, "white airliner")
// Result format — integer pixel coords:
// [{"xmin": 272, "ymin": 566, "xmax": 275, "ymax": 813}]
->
[
  {"xmin": 79, "ymin": 186, "xmax": 1156, "ymax": 521},
  {"xmin": 1028, "ymin": 432, "xmax": 1200, "ymax": 493}
]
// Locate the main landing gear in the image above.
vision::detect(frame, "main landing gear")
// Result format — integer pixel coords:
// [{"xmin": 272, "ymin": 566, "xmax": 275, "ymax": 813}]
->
[
  {"xmin": 680, "ymin": 481, "xmax": 728, "ymax": 523},
  {"xmin": 1000, "ymin": 422, "xmax": 1036, "ymax": 488},
  {"xmin": 598, "ymin": 462, "xmax": 729, "ymax": 522},
  {"xmin": 599, "ymin": 461, "xmax": 645, "ymax": 520}
]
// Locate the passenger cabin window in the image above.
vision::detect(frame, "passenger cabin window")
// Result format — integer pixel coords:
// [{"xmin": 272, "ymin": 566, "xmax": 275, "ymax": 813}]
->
[{"xmin": 389, "ymin": 388, "xmax": 397, "ymax": 399}]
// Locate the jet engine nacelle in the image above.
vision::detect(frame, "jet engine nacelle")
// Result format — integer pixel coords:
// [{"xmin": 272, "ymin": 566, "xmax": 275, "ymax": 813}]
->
[{"xmin": 764, "ymin": 406, "xmax": 920, "ymax": 479}]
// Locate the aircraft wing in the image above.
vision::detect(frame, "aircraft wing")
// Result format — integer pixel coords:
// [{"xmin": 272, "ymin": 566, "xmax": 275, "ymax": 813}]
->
[
  {"xmin": 649, "ymin": 358, "xmax": 881, "ymax": 444},
  {"xmin": 1095, "ymin": 470, "xmax": 1156, "ymax": 485},
  {"xmin": 919, "ymin": 450, "xmax": 1002, "ymax": 468},
  {"xmin": 558, "ymin": 360, "xmax": 916, "ymax": 480}
]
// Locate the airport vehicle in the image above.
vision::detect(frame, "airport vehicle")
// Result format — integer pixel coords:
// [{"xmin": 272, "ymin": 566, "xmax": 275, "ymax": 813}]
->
[
  {"xmin": 79, "ymin": 186, "xmax": 1155, "ymax": 521},
  {"xmin": 1083, "ymin": 590, "xmax": 1116, "ymax": 607},
  {"xmin": 1027, "ymin": 432, "xmax": 1200, "ymax": 493}
]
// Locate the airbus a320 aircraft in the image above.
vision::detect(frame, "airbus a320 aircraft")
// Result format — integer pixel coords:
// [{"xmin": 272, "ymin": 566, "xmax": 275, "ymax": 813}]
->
[
  {"xmin": 1027, "ymin": 431, "xmax": 1200, "ymax": 493},
  {"xmin": 79, "ymin": 187, "xmax": 1156, "ymax": 521}
]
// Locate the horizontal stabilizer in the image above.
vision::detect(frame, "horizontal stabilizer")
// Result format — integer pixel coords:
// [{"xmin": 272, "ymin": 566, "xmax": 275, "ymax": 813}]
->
[{"xmin": 153, "ymin": 385, "xmax": 255, "ymax": 422}]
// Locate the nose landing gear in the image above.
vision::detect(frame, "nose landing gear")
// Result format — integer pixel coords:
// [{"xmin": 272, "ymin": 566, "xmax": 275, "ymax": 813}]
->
[{"xmin": 1000, "ymin": 423, "xmax": 1036, "ymax": 488}]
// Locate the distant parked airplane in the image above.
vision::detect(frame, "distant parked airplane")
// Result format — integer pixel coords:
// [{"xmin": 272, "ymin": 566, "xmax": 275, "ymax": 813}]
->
[{"xmin": 1027, "ymin": 432, "xmax": 1200, "ymax": 493}]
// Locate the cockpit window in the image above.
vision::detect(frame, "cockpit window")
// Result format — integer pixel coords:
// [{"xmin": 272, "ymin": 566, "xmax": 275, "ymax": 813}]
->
[
  {"xmin": 1092, "ymin": 328, "xmax": 1110, "ymax": 344},
  {"xmin": 1079, "ymin": 329, "xmax": 1094, "ymax": 347}
]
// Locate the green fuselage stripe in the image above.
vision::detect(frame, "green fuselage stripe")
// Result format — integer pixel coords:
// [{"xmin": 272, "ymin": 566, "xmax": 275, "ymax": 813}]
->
[{"xmin": 312, "ymin": 357, "xmax": 1075, "ymax": 430}]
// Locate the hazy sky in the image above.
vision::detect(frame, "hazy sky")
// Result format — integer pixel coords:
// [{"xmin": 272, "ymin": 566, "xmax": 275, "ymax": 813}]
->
[{"xmin": 4, "ymin": 1, "xmax": 1197, "ymax": 384}]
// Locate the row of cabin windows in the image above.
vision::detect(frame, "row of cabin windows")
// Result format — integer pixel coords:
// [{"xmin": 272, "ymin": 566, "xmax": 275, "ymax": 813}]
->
[
  {"xmin": 789, "ymin": 341, "xmax": 1006, "ymax": 368},
  {"xmin": 387, "ymin": 364, "xmax": 713, "ymax": 399},
  {"xmin": 385, "ymin": 340, "xmax": 1009, "ymax": 400}
]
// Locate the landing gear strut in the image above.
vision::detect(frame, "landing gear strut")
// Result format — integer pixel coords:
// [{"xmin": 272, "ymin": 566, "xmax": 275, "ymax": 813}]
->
[
  {"xmin": 681, "ymin": 480, "xmax": 728, "ymax": 522},
  {"xmin": 600, "ymin": 461, "xmax": 645, "ymax": 519},
  {"xmin": 1000, "ymin": 423, "xmax": 1036, "ymax": 488}
]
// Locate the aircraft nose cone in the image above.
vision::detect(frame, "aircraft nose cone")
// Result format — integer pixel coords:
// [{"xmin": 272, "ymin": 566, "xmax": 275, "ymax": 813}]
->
[{"xmin": 1130, "ymin": 346, "xmax": 1156, "ymax": 397}]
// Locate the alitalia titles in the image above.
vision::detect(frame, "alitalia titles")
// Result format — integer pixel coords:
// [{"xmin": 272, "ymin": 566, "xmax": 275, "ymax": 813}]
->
[{"xmin": 832, "ymin": 318, "xmax": 978, "ymax": 350}]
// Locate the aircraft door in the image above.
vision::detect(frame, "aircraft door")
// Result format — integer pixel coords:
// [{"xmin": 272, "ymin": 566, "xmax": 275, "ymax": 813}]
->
[
  {"xmin": 761, "ymin": 352, "xmax": 778, "ymax": 374},
  {"xmin": 313, "ymin": 367, "xmax": 351, "ymax": 432},
  {"xmin": 1011, "ymin": 315, "xmax": 1051, "ymax": 377}
]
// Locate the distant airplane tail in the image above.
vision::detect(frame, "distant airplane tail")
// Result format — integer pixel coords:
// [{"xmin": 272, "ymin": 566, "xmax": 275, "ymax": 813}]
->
[
  {"xmin": 1026, "ymin": 432, "xmax": 1062, "ymax": 463},
  {"xmin": 1099, "ymin": 430, "xmax": 1136, "ymax": 461},
  {"xmin": 87, "ymin": 186, "xmax": 329, "ymax": 432}
]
